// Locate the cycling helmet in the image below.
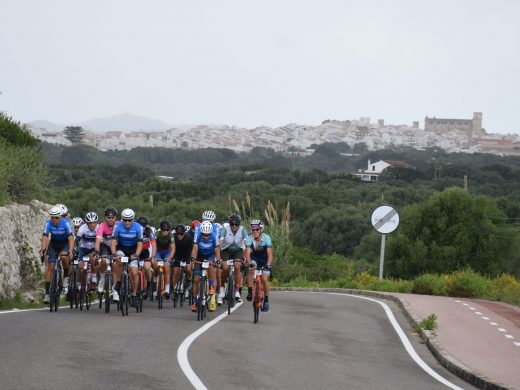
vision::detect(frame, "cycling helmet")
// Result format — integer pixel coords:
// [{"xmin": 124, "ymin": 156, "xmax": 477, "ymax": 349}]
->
[
  {"xmin": 56, "ymin": 204, "xmax": 68, "ymax": 217},
  {"xmin": 173, "ymin": 224, "xmax": 185, "ymax": 234},
  {"xmin": 136, "ymin": 216, "xmax": 149, "ymax": 226},
  {"xmin": 200, "ymin": 220, "xmax": 213, "ymax": 234},
  {"xmin": 85, "ymin": 212, "xmax": 98, "ymax": 223},
  {"xmin": 159, "ymin": 220, "xmax": 171, "ymax": 230},
  {"xmin": 121, "ymin": 208, "xmax": 135, "ymax": 220},
  {"xmin": 49, "ymin": 206, "xmax": 62, "ymax": 217},
  {"xmin": 104, "ymin": 207, "xmax": 117, "ymax": 217},
  {"xmin": 229, "ymin": 214, "xmax": 241, "ymax": 225},
  {"xmin": 191, "ymin": 220, "xmax": 200, "ymax": 229},
  {"xmin": 202, "ymin": 210, "xmax": 216, "ymax": 222},
  {"xmin": 250, "ymin": 219, "xmax": 263, "ymax": 230},
  {"xmin": 72, "ymin": 217, "xmax": 84, "ymax": 227}
]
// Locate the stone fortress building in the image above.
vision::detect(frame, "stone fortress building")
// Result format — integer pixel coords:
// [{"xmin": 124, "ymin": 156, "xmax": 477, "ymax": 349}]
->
[{"xmin": 425, "ymin": 112, "xmax": 483, "ymax": 141}]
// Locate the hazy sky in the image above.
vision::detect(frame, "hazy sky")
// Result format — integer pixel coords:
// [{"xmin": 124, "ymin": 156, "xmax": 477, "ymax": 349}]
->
[{"xmin": 1, "ymin": 1, "xmax": 519, "ymax": 133}]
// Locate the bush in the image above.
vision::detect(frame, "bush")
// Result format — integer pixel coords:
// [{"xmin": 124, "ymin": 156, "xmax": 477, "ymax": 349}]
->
[
  {"xmin": 446, "ymin": 268, "xmax": 491, "ymax": 297},
  {"xmin": 490, "ymin": 274, "xmax": 520, "ymax": 305},
  {"xmin": 356, "ymin": 271, "xmax": 379, "ymax": 286},
  {"xmin": 412, "ymin": 274, "xmax": 447, "ymax": 295}
]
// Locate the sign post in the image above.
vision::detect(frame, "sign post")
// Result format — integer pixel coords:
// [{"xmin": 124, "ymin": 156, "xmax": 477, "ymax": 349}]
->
[{"xmin": 371, "ymin": 205, "xmax": 400, "ymax": 280}]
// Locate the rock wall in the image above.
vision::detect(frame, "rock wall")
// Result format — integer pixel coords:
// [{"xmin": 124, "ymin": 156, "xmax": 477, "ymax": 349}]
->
[{"xmin": 0, "ymin": 200, "xmax": 49, "ymax": 301}]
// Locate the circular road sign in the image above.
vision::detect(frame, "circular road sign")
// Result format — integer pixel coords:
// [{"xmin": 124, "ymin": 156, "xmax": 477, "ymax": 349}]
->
[{"xmin": 371, "ymin": 205, "xmax": 400, "ymax": 234}]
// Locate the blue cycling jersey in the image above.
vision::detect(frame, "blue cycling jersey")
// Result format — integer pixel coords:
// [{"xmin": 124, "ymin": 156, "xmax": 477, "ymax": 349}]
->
[
  {"xmin": 193, "ymin": 223, "xmax": 221, "ymax": 242},
  {"xmin": 113, "ymin": 222, "xmax": 143, "ymax": 247},
  {"xmin": 195, "ymin": 234, "xmax": 219, "ymax": 257},
  {"xmin": 43, "ymin": 219, "xmax": 72, "ymax": 241}
]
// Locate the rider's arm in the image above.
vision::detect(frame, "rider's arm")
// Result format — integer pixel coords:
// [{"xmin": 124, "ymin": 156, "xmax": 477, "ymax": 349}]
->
[
  {"xmin": 244, "ymin": 247, "xmax": 251, "ymax": 263},
  {"xmin": 150, "ymin": 240, "xmax": 157, "ymax": 258},
  {"xmin": 168, "ymin": 241, "xmax": 175, "ymax": 261},
  {"xmin": 191, "ymin": 242, "xmax": 198, "ymax": 260},
  {"xmin": 68, "ymin": 234, "xmax": 74, "ymax": 257},
  {"xmin": 266, "ymin": 247, "xmax": 273, "ymax": 267},
  {"xmin": 135, "ymin": 241, "xmax": 143, "ymax": 258},
  {"xmin": 110, "ymin": 238, "xmax": 117, "ymax": 255}
]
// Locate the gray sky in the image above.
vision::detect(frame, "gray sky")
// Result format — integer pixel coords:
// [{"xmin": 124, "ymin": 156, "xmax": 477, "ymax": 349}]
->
[{"xmin": 1, "ymin": 0, "xmax": 519, "ymax": 133}]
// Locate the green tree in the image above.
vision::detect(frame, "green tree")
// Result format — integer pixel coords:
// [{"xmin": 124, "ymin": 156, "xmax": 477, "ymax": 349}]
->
[
  {"xmin": 387, "ymin": 188, "xmax": 518, "ymax": 278},
  {"xmin": 63, "ymin": 126, "xmax": 86, "ymax": 145}
]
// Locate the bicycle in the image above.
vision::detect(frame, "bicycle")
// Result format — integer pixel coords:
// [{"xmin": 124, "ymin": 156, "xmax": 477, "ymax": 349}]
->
[
  {"xmin": 48, "ymin": 255, "xmax": 64, "ymax": 313},
  {"xmin": 69, "ymin": 254, "xmax": 80, "ymax": 310},
  {"xmin": 102, "ymin": 255, "xmax": 113, "ymax": 313},
  {"xmin": 194, "ymin": 260, "xmax": 209, "ymax": 321},
  {"xmin": 225, "ymin": 259, "xmax": 240, "ymax": 315},
  {"xmin": 79, "ymin": 255, "xmax": 92, "ymax": 311},
  {"xmin": 249, "ymin": 260, "xmax": 264, "ymax": 324},
  {"xmin": 155, "ymin": 260, "xmax": 166, "ymax": 309},
  {"xmin": 119, "ymin": 255, "xmax": 131, "ymax": 317},
  {"xmin": 173, "ymin": 260, "xmax": 189, "ymax": 308},
  {"xmin": 135, "ymin": 259, "xmax": 147, "ymax": 313}
]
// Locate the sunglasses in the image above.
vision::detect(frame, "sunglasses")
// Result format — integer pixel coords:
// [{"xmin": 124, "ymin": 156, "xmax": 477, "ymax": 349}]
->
[
  {"xmin": 251, "ymin": 228, "xmax": 260, "ymax": 232},
  {"xmin": 106, "ymin": 216, "xmax": 115, "ymax": 219},
  {"xmin": 122, "ymin": 219, "xmax": 133, "ymax": 222},
  {"xmin": 162, "ymin": 228, "xmax": 171, "ymax": 232},
  {"xmin": 230, "ymin": 223, "xmax": 239, "ymax": 227},
  {"xmin": 202, "ymin": 233, "xmax": 210, "ymax": 238},
  {"xmin": 51, "ymin": 216, "xmax": 60, "ymax": 220}
]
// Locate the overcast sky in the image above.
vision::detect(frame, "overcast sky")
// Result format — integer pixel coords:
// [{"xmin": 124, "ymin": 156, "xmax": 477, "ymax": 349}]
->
[{"xmin": 1, "ymin": 0, "xmax": 519, "ymax": 133}]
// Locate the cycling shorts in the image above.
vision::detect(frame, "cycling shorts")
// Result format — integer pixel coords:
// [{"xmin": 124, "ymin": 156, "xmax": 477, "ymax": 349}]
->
[
  {"xmin": 156, "ymin": 249, "xmax": 171, "ymax": 261},
  {"xmin": 221, "ymin": 248, "xmax": 243, "ymax": 261},
  {"xmin": 78, "ymin": 247, "xmax": 95, "ymax": 259},
  {"xmin": 193, "ymin": 254, "xmax": 216, "ymax": 276},
  {"xmin": 139, "ymin": 249, "xmax": 152, "ymax": 261},
  {"xmin": 47, "ymin": 239, "xmax": 70, "ymax": 263},
  {"xmin": 99, "ymin": 243, "xmax": 111, "ymax": 256}
]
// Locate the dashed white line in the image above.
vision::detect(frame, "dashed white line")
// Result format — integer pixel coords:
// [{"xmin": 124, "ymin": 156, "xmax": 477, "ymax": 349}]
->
[
  {"xmin": 475, "ymin": 312, "xmax": 482, "ymax": 315},
  {"xmin": 469, "ymin": 307, "xmax": 476, "ymax": 310},
  {"xmin": 463, "ymin": 303, "xmax": 469, "ymax": 306},
  {"xmin": 514, "ymin": 342, "xmax": 520, "ymax": 347},
  {"xmin": 481, "ymin": 317, "xmax": 490, "ymax": 320},
  {"xmin": 505, "ymin": 335, "xmax": 514, "ymax": 339},
  {"xmin": 490, "ymin": 322, "xmax": 498, "ymax": 326},
  {"xmin": 498, "ymin": 328, "xmax": 506, "ymax": 332}
]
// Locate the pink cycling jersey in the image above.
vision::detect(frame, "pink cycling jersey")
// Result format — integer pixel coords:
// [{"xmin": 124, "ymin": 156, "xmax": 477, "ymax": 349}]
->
[{"xmin": 96, "ymin": 220, "xmax": 118, "ymax": 247}]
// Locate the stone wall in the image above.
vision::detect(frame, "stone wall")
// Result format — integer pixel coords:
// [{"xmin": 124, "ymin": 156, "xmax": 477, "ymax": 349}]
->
[{"xmin": 0, "ymin": 201, "xmax": 49, "ymax": 301}]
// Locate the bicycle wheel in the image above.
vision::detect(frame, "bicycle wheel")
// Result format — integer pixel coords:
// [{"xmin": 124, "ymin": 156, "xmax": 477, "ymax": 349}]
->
[
  {"xmin": 69, "ymin": 270, "xmax": 76, "ymax": 309},
  {"xmin": 120, "ymin": 274, "xmax": 127, "ymax": 317},
  {"xmin": 104, "ymin": 273, "xmax": 111, "ymax": 313},
  {"xmin": 50, "ymin": 269, "xmax": 57, "ymax": 312},
  {"xmin": 227, "ymin": 271, "xmax": 234, "ymax": 315},
  {"xmin": 253, "ymin": 279, "xmax": 261, "ymax": 324},
  {"xmin": 179, "ymin": 272, "xmax": 186, "ymax": 308},
  {"xmin": 136, "ymin": 273, "xmax": 141, "ymax": 313},
  {"xmin": 197, "ymin": 276, "xmax": 204, "ymax": 321},
  {"xmin": 157, "ymin": 270, "xmax": 163, "ymax": 310}
]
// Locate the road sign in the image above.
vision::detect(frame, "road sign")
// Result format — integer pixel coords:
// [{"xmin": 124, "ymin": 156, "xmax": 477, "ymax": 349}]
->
[{"xmin": 371, "ymin": 205, "xmax": 399, "ymax": 234}]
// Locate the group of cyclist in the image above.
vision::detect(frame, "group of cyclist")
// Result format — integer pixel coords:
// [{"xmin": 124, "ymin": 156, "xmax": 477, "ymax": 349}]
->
[{"xmin": 39, "ymin": 204, "xmax": 273, "ymax": 313}]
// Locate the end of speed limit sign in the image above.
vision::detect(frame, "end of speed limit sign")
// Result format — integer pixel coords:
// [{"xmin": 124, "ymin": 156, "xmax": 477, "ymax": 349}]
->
[{"xmin": 371, "ymin": 205, "xmax": 399, "ymax": 234}]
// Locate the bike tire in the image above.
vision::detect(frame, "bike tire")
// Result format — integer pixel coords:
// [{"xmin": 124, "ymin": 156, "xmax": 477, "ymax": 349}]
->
[
  {"xmin": 253, "ymin": 279, "xmax": 261, "ymax": 324},
  {"xmin": 86, "ymin": 291, "xmax": 91, "ymax": 310},
  {"xmin": 227, "ymin": 272, "xmax": 234, "ymax": 315},
  {"xmin": 157, "ymin": 270, "xmax": 163, "ymax": 310},
  {"xmin": 121, "ymin": 274, "xmax": 127, "ymax": 317},
  {"xmin": 98, "ymin": 291, "xmax": 103, "ymax": 309},
  {"xmin": 79, "ymin": 290, "xmax": 84, "ymax": 311},
  {"xmin": 69, "ymin": 270, "xmax": 76, "ymax": 309},
  {"xmin": 50, "ymin": 269, "xmax": 57, "ymax": 312},
  {"xmin": 104, "ymin": 273, "xmax": 111, "ymax": 313}
]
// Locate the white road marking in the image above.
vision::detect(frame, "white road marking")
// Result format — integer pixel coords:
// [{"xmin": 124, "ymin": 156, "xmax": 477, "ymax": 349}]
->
[
  {"xmin": 469, "ymin": 307, "xmax": 476, "ymax": 310},
  {"xmin": 463, "ymin": 303, "xmax": 469, "ymax": 306},
  {"xmin": 505, "ymin": 335, "xmax": 514, "ymax": 339},
  {"xmin": 498, "ymin": 328, "xmax": 506, "ymax": 332},
  {"xmin": 514, "ymin": 342, "xmax": 520, "ymax": 347},
  {"xmin": 323, "ymin": 293, "xmax": 464, "ymax": 390},
  {"xmin": 454, "ymin": 300, "xmax": 461, "ymax": 303},
  {"xmin": 490, "ymin": 322, "xmax": 498, "ymax": 326},
  {"xmin": 481, "ymin": 317, "xmax": 490, "ymax": 320},
  {"xmin": 475, "ymin": 312, "xmax": 482, "ymax": 315},
  {"xmin": 177, "ymin": 302, "xmax": 243, "ymax": 390}
]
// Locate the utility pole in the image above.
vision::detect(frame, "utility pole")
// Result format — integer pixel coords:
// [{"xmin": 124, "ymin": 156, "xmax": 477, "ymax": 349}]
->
[{"xmin": 464, "ymin": 175, "xmax": 468, "ymax": 192}]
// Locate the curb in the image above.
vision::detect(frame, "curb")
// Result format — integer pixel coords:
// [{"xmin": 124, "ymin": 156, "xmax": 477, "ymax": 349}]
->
[{"xmin": 271, "ymin": 287, "xmax": 509, "ymax": 390}]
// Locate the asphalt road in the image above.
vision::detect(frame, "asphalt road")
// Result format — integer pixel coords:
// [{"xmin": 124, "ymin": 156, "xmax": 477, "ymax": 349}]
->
[{"xmin": 0, "ymin": 291, "xmax": 475, "ymax": 390}]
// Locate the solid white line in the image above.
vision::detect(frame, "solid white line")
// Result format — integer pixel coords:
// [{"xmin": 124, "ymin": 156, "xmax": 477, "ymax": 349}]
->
[
  {"xmin": 293, "ymin": 291, "xmax": 464, "ymax": 390},
  {"xmin": 177, "ymin": 302, "xmax": 243, "ymax": 390},
  {"xmin": 0, "ymin": 300, "xmax": 100, "ymax": 315}
]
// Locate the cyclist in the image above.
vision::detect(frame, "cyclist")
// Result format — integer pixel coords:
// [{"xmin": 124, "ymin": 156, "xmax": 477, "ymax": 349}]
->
[
  {"xmin": 135, "ymin": 216, "xmax": 157, "ymax": 299},
  {"xmin": 94, "ymin": 207, "xmax": 118, "ymax": 295},
  {"xmin": 187, "ymin": 220, "xmax": 200, "ymax": 242},
  {"xmin": 245, "ymin": 219, "xmax": 273, "ymax": 312},
  {"xmin": 153, "ymin": 220, "xmax": 175, "ymax": 299},
  {"xmin": 172, "ymin": 223, "xmax": 193, "ymax": 300},
  {"xmin": 75, "ymin": 212, "xmax": 99, "ymax": 291},
  {"xmin": 219, "ymin": 214, "xmax": 247, "ymax": 304},
  {"xmin": 194, "ymin": 210, "xmax": 221, "ymax": 241},
  {"xmin": 40, "ymin": 206, "xmax": 74, "ymax": 303},
  {"xmin": 72, "ymin": 217, "xmax": 84, "ymax": 238},
  {"xmin": 111, "ymin": 208, "xmax": 143, "ymax": 306},
  {"xmin": 190, "ymin": 220, "xmax": 220, "ymax": 312}
]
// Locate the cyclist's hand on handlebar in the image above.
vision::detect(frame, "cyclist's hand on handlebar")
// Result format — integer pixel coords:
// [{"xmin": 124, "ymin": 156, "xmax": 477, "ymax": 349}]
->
[
  {"xmin": 265, "ymin": 264, "xmax": 272, "ymax": 271},
  {"xmin": 189, "ymin": 257, "xmax": 196, "ymax": 263}
]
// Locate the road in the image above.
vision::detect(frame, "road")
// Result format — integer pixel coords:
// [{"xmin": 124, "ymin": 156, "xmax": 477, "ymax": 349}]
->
[{"xmin": 0, "ymin": 291, "xmax": 474, "ymax": 389}]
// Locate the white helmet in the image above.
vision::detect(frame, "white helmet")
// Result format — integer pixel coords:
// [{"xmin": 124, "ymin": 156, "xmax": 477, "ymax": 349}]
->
[
  {"xmin": 85, "ymin": 211, "xmax": 98, "ymax": 223},
  {"xmin": 200, "ymin": 220, "xmax": 213, "ymax": 234},
  {"xmin": 202, "ymin": 210, "xmax": 216, "ymax": 222},
  {"xmin": 72, "ymin": 217, "xmax": 84, "ymax": 227},
  {"xmin": 250, "ymin": 219, "xmax": 263, "ymax": 229},
  {"xmin": 49, "ymin": 206, "xmax": 61, "ymax": 217},
  {"xmin": 121, "ymin": 208, "xmax": 135, "ymax": 220},
  {"xmin": 56, "ymin": 203, "xmax": 68, "ymax": 216}
]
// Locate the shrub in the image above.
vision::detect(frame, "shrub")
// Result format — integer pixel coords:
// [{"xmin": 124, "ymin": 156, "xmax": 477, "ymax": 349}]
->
[
  {"xmin": 446, "ymin": 268, "xmax": 491, "ymax": 297},
  {"xmin": 490, "ymin": 274, "xmax": 520, "ymax": 305},
  {"xmin": 356, "ymin": 271, "xmax": 379, "ymax": 286},
  {"xmin": 412, "ymin": 274, "xmax": 447, "ymax": 295}
]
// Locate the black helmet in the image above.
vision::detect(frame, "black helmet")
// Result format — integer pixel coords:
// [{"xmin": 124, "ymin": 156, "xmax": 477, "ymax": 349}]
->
[
  {"xmin": 159, "ymin": 220, "xmax": 172, "ymax": 230},
  {"xmin": 136, "ymin": 216, "xmax": 149, "ymax": 227},
  {"xmin": 173, "ymin": 224, "xmax": 185, "ymax": 234},
  {"xmin": 104, "ymin": 207, "xmax": 117, "ymax": 217},
  {"xmin": 229, "ymin": 214, "xmax": 241, "ymax": 225}
]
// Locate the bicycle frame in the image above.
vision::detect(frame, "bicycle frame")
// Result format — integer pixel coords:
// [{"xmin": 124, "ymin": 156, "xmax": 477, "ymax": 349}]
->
[
  {"xmin": 80, "ymin": 256, "xmax": 92, "ymax": 311},
  {"xmin": 197, "ymin": 261, "xmax": 209, "ymax": 321},
  {"xmin": 120, "ymin": 256, "xmax": 130, "ymax": 317},
  {"xmin": 156, "ymin": 260, "xmax": 165, "ymax": 309},
  {"xmin": 252, "ymin": 267, "xmax": 264, "ymax": 324},
  {"xmin": 103, "ymin": 255, "xmax": 113, "ymax": 313},
  {"xmin": 49, "ymin": 257, "xmax": 64, "ymax": 313}
]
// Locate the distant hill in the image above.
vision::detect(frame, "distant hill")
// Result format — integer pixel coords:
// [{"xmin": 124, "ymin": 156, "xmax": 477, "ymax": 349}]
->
[
  {"xmin": 28, "ymin": 119, "xmax": 63, "ymax": 132},
  {"xmin": 80, "ymin": 113, "xmax": 172, "ymax": 132}
]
